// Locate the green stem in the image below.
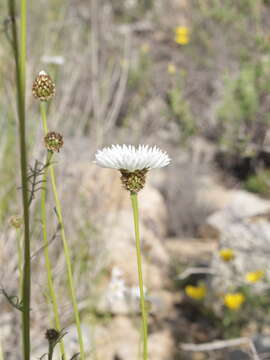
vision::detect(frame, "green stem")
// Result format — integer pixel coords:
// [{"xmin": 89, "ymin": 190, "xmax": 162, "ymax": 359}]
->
[
  {"xmin": 16, "ymin": 229, "xmax": 23, "ymax": 295},
  {"xmin": 130, "ymin": 192, "xmax": 148, "ymax": 360},
  {"xmin": 40, "ymin": 103, "xmax": 85, "ymax": 360},
  {"xmin": 41, "ymin": 150, "xmax": 66, "ymax": 359},
  {"xmin": 20, "ymin": 0, "xmax": 27, "ymax": 94},
  {"xmin": 40, "ymin": 103, "xmax": 48, "ymax": 133},
  {"xmin": 48, "ymin": 343, "xmax": 53, "ymax": 360},
  {"xmin": 8, "ymin": 1, "xmax": 31, "ymax": 360}
]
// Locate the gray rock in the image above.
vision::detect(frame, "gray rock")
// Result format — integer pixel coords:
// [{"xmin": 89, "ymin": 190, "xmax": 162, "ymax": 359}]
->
[{"xmin": 207, "ymin": 190, "xmax": 270, "ymax": 290}]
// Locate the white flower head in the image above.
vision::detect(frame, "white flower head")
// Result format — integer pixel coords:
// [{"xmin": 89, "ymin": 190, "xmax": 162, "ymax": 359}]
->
[
  {"xmin": 94, "ymin": 144, "xmax": 170, "ymax": 193},
  {"xmin": 94, "ymin": 144, "xmax": 171, "ymax": 172}
]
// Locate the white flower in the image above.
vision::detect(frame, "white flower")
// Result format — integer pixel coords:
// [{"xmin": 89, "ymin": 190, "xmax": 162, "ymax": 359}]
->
[
  {"xmin": 107, "ymin": 267, "xmax": 127, "ymax": 302},
  {"xmin": 94, "ymin": 144, "xmax": 171, "ymax": 172}
]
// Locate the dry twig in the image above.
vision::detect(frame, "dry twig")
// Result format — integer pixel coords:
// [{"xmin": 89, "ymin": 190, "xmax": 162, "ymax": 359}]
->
[{"xmin": 178, "ymin": 267, "xmax": 216, "ymax": 280}]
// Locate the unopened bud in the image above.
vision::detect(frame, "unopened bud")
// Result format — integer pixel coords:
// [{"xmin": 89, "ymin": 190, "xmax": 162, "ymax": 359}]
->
[
  {"xmin": 32, "ymin": 71, "xmax": 55, "ymax": 101},
  {"xmin": 44, "ymin": 131, "xmax": 64, "ymax": 153}
]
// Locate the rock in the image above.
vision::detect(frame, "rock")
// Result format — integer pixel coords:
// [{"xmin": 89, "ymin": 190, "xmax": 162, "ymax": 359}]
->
[
  {"xmin": 207, "ymin": 190, "xmax": 270, "ymax": 233},
  {"xmin": 196, "ymin": 176, "xmax": 234, "ymax": 212},
  {"xmin": 225, "ymin": 349, "xmax": 250, "ymax": 360},
  {"xmin": 148, "ymin": 330, "xmax": 174, "ymax": 359},
  {"xmin": 139, "ymin": 184, "xmax": 168, "ymax": 238},
  {"xmin": 95, "ymin": 317, "xmax": 174, "ymax": 360},
  {"xmin": 102, "ymin": 226, "xmax": 168, "ymax": 290},
  {"xmin": 94, "ymin": 316, "xmax": 139, "ymax": 360},
  {"xmin": 147, "ymin": 290, "xmax": 177, "ymax": 319},
  {"xmin": 199, "ymin": 188, "xmax": 270, "ymax": 238},
  {"xmin": 165, "ymin": 237, "xmax": 218, "ymax": 263},
  {"xmin": 206, "ymin": 190, "xmax": 270, "ymax": 290},
  {"xmin": 254, "ymin": 334, "xmax": 270, "ymax": 354}
]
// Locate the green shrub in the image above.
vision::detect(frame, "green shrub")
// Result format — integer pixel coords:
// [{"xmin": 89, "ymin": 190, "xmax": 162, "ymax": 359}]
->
[
  {"xmin": 166, "ymin": 75, "xmax": 196, "ymax": 140},
  {"xmin": 244, "ymin": 170, "xmax": 270, "ymax": 196},
  {"xmin": 217, "ymin": 59, "xmax": 270, "ymax": 156}
]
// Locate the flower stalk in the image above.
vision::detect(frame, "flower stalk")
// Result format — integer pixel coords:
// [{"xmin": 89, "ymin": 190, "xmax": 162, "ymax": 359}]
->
[
  {"xmin": 130, "ymin": 192, "xmax": 148, "ymax": 360},
  {"xmin": 8, "ymin": 0, "xmax": 31, "ymax": 359},
  {"xmin": 40, "ymin": 102, "xmax": 85, "ymax": 360},
  {"xmin": 41, "ymin": 149, "xmax": 66, "ymax": 359}
]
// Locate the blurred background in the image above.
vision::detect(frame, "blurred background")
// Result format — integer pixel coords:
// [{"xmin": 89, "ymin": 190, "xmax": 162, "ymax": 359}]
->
[{"xmin": 2, "ymin": 0, "xmax": 270, "ymax": 359}]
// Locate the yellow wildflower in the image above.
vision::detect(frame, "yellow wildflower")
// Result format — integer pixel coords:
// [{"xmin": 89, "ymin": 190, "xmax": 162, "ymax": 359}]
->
[
  {"xmin": 224, "ymin": 293, "xmax": 245, "ymax": 310},
  {"xmin": 185, "ymin": 284, "xmax": 206, "ymax": 300},
  {"xmin": 175, "ymin": 26, "xmax": 189, "ymax": 36},
  {"xmin": 245, "ymin": 270, "xmax": 264, "ymax": 283},
  {"xmin": 168, "ymin": 63, "xmax": 176, "ymax": 74},
  {"xmin": 175, "ymin": 26, "xmax": 190, "ymax": 45},
  {"xmin": 219, "ymin": 248, "xmax": 235, "ymax": 262}
]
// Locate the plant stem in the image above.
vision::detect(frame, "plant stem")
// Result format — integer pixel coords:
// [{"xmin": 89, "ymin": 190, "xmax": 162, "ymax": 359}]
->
[
  {"xmin": 41, "ymin": 150, "xmax": 66, "ymax": 359},
  {"xmin": 8, "ymin": 1, "xmax": 31, "ymax": 359},
  {"xmin": 16, "ymin": 229, "xmax": 23, "ymax": 295},
  {"xmin": 40, "ymin": 102, "xmax": 85, "ymax": 360},
  {"xmin": 130, "ymin": 192, "xmax": 148, "ymax": 360},
  {"xmin": 48, "ymin": 343, "xmax": 53, "ymax": 360},
  {"xmin": 20, "ymin": 0, "xmax": 27, "ymax": 93},
  {"xmin": 40, "ymin": 103, "xmax": 48, "ymax": 133}
]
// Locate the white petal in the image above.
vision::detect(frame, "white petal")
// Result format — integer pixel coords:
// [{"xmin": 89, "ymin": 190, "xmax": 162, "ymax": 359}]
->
[{"xmin": 94, "ymin": 144, "xmax": 171, "ymax": 171}]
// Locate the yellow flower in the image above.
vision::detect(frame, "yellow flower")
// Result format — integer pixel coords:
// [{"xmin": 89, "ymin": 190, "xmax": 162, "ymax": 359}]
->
[
  {"xmin": 175, "ymin": 26, "xmax": 190, "ymax": 45},
  {"xmin": 185, "ymin": 284, "xmax": 206, "ymax": 300},
  {"xmin": 168, "ymin": 63, "xmax": 176, "ymax": 74},
  {"xmin": 175, "ymin": 34, "xmax": 189, "ymax": 45},
  {"xmin": 219, "ymin": 248, "xmax": 235, "ymax": 262},
  {"xmin": 224, "ymin": 293, "xmax": 245, "ymax": 310},
  {"xmin": 175, "ymin": 26, "xmax": 189, "ymax": 36},
  {"xmin": 245, "ymin": 270, "xmax": 265, "ymax": 283}
]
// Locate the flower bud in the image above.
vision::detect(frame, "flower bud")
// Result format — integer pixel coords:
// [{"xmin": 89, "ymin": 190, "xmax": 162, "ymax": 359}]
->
[
  {"xmin": 44, "ymin": 131, "xmax": 64, "ymax": 153},
  {"xmin": 32, "ymin": 71, "xmax": 55, "ymax": 101},
  {"xmin": 45, "ymin": 328, "xmax": 60, "ymax": 342}
]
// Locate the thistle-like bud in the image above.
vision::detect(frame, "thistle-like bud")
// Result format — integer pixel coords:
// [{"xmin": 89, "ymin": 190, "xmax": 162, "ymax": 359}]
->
[
  {"xmin": 44, "ymin": 131, "xmax": 64, "ymax": 153},
  {"xmin": 45, "ymin": 328, "xmax": 60, "ymax": 342},
  {"xmin": 120, "ymin": 169, "xmax": 148, "ymax": 193},
  {"xmin": 32, "ymin": 71, "xmax": 55, "ymax": 101},
  {"xmin": 9, "ymin": 215, "xmax": 23, "ymax": 229}
]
